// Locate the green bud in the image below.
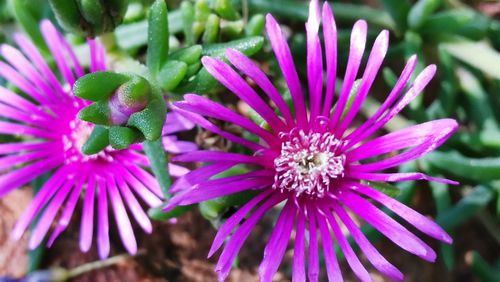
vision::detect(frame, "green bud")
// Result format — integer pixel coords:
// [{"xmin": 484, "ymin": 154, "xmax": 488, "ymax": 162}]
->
[
  {"xmin": 49, "ymin": 0, "xmax": 128, "ymax": 37},
  {"xmin": 78, "ymin": 100, "xmax": 110, "ymax": 125},
  {"xmin": 127, "ymin": 97, "xmax": 166, "ymax": 141},
  {"xmin": 195, "ymin": 0, "xmax": 211, "ymax": 22}
]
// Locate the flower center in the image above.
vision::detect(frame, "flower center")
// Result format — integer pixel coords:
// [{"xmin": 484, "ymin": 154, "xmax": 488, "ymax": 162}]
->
[{"xmin": 273, "ymin": 129, "xmax": 346, "ymax": 198}]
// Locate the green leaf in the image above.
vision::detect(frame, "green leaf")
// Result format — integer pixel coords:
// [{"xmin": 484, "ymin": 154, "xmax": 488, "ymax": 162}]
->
[
  {"xmin": 470, "ymin": 251, "xmax": 500, "ymax": 282},
  {"xmin": 143, "ymin": 139, "xmax": 171, "ymax": 198},
  {"xmin": 420, "ymin": 9, "xmax": 490, "ymax": 40},
  {"xmin": 245, "ymin": 14, "xmax": 265, "ymax": 37},
  {"xmin": 176, "ymin": 36, "xmax": 264, "ymax": 94},
  {"xmin": 157, "ymin": 60, "xmax": 188, "ymax": 91},
  {"xmin": 442, "ymin": 40, "xmax": 500, "ymax": 80},
  {"xmin": 407, "ymin": 0, "xmax": 442, "ymax": 29},
  {"xmin": 11, "ymin": 0, "xmax": 50, "ymax": 55},
  {"xmin": 169, "ymin": 45, "xmax": 202, "ymax": 65},
  {"xmin": 426, "ymin": 151, "xmax": 500, "ymax": 181},
  {"xmin": 202, "ymin": 14, "xmax": 220, "ymax": 44},
  {"xmin": 436, "ymin": 186, "xmax": 494, "ymax": 230},
  {"xmin": 148, "ymin": 205, "xmax": 193, "ymax": 221},
  {"xmin": 147, "ymin": 0, "xmax": 169, "ymax": 78},
  {"xmin": 74, "ymin": 72, "xmax": 129, "ymax": 102},
  {"xmin": 181, "ymin": 1, "xmax": 195, "ymax": 45},
  {"xmin": 214, "ymin": 0, "xmax": 240, "ymax": 21},
  {"xmin": 363, "ymin": 181, "xmax": 400, "ymax": 198},
  {"xmin": 201, "ymin": 36, "xmax": 264, "ymax": 58},
  {"xmin": 380, "ymin": 0, "xmax": 410, "ymax": 33},
  {"xmin": 109, "ymin": 126, "xmax": 141, "ymax": 149},
  {"xmin": 81, "ymin": 125, "xmax": 110, "ymax": 155}
]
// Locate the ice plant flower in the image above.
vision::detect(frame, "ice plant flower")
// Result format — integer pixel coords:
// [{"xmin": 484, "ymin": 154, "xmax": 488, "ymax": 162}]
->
[
  {"xmin": 166, "ymin": 0, "xmax": 458, "ymax": 281},
  {"xmin": 0, "ymin": 20, "xmax": 196, "ymax": 258}
]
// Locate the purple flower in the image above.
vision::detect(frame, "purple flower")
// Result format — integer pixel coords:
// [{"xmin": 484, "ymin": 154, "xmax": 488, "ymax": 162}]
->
[
  {"xmin": 167, "ymin": 0, "xmax": 458, "ymax": 281},
  {"xmin": 0, "ymin": 20, "xmax": 196, "ymax": 258}
]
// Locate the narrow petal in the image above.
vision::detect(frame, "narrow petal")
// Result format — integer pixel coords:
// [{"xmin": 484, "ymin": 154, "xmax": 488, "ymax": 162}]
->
[
  {"xmin": 0, "ymin": 120, "xmax": 58, "ymax": 139},
  {"xmin": 173, "ymin": 150, "xmax": 271, "ymax": 168},
  {"xmin": 163, "ymin": 110, "xmax": 196, "ymax": 135},
  {"xmin": 202, "ymin": 56, "xmax": 287, "ymax": 132},
  {"xmin": 175, "ymin": 95, "xmax": 278, "ymax": 146},
  {"xmin": 107, "ymin": 175, "xmax": 138, "ymax": 255},
  {"xmin": 330, "ymin": 20, "xmax": 367, "ymax": 129},
  {"xmin": 11, "ymin": 167, "xmax": 69, "ymax": 240},
  {"xmin": 13, "ymin": 33, "xmax": 68, "ymax": 101},
  {"xmin": 292, "ymin": 209, "xmax": 306, "ymax": 282},
  {"xmin": 0, "ymin": 157, "xmax": 61, "ymax": 198},
  {"xmin": 0, "ymin": 141, "xmax": 51, "ymax": 155},
  {"xmin": 116, "ymin": 173, "xmax": 153, "ymax": 234},
  {"xmin": 171, "ymin": 105, "xmax": 265, "ymax": 151},
  {"xmin": 164, "ymin": 173, "xmax": 273, "ymax": 209},
  {"xmin": 335, "ymin": 30, "xmax": 389, "ymax": 136},
  {"xmin": 168, "ymin": 163, "xmax": 190, "ymax": 178},
  {"xmin": 321, "ymin": 3, "xmax": 338, "ymax": 116},
  {"xmin": 97, "ymin": 178, "xmax": 110, "ymax": 259},
  {"xmin": 306, "ymin": 0, "xmax": 323, "ymax": 120},
  {"xmin": 265, "ymin": 14, "xmax": 307, "ymax": 126},
  {"xmin": 225, "ymin": 48, "xmax": 294, "ymax": 125},
  {"xmin": 348, "ymin": 181, "xmax": 452, "ymax": 244},
  {"xmin": 337, "ymin": 190, "xmax": 436, "ymax": 262},
  {"xmin": 120, "ymin": 166, "xmax": 163, "ymax": 207},
  {"xmin": 259, "ymin": 201, "xmax": 296, "ymax": 281},
  {"xmin": 170, "ymin": 163, "xmax": 235, "ymax": 193},
  {"xmin": 307, "ymin": 205, "xmax": 320, "ymax": 282},
  {"xmin": 345, "ymin": 55, "xmax": 417, "ymax": 145},
  {"xmin": 0, "ymin": 149, "xmax": 53, "ymax": 170},
  {"xmin": 346, "ymin": 64, "xmax": 437, "ymax": 148},
  {"xmin": 333, "ymin": 204, "xmax": 404, "ymax": 281},
  {"xmin": 316, "ymin": 209, "xmax": 343, "ymax": 282},
  {"xmin": 323, "ymin": 208, "xmax": 371, "ymax": 282},
  {"xmin": 80, "ymin": 175, "xmax": 96, "ymax": 252},
  {"xmin": 47, "ymin": 173, "xmax": 88, "ymax": 247},
  {"xmin": 126, "ymin": 165, "xmax": 163, "ymax": 198},
  {"xmin": 216, "ymin": 194, "xmax": 285, "ymax": 281},
  {"xmin": 163, "ymin": 136, "xmax": 197, "ymax": 154},
  {"xmin": 209, "ymin": 190, "xmax": 273, "ymax": 257},
  {"xmin": 348, "ymin": 171, "xmax": 459, "ymax": 185},
  {"xmin": 0, "ymin": 87, "xmax": 50, "ymax": 118},
  {"xmin": 29, "ymin": 178, "xmax": 77, "ymax": 249},
  {"xmin": 0, "ymin": 62, "xmax": 51, "ymax": 105},
  {"xmin": 347, "ymin": 119, "xmax": 458, "ymax": 172}
]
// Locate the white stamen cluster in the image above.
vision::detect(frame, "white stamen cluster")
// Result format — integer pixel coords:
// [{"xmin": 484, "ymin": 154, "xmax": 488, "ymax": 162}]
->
[{"xmin": 273, "ymin": 129, "xmax": 346, "ymax": 198}]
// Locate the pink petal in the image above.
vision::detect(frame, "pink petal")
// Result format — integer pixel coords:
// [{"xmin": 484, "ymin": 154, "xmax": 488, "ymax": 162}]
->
[
  {"xmin": 292, "ymin": 209, "xmax": 306, "ymax": 282},
  {"xmin": 323, "ymin": 208, "xmax": 371, "ymax": 282},
  {"xmin": 347, "ymin": 119, "xmax": 458, "ymax": 172},
  {"xmin": 337, "ymin": 190, "xmax": 436, "ymax": 262},
  {"xmin": 321, "ymin": 3, "xmax": 338, "ymax": 116},
  {"xmin": 202, "ymin": 56, "xmax": 287, "ymax": 133},
  {"xmin": 345, "ymin": 55, "xmax": 417, "ymax": 146},
  {"xmin": 80, "ymin": 175, "xmax": 96, "ymax": 252},
  {"xmin": 96, "ymin": 178, "xmax": 110, "ymax": 259},
  {"xmin": 225, "ymin": 48, "xmax": 294, "ymax": 125},
  {"xmin": 215, "ymin": 194, "xmax": 285, "ymax": 281},
  {"xmin": 170, "ymin": 163, "xmax": 235, "ymax": 193},
  {"xmin": 307, "ymin": 205, "xmax": 320, "ymax": 282},
  {"xmin": 333, "ymin": 204, "xmax": 404, "ymax": 281},
  {"xmin": 335, "ymin": 30, "xmax": 389, "ymax": 137},
  {"xmin": 209, "ymin": 190, "xmax": 273, "ymax": 257},
  {"xmin": 348, "ymin": 171, "xmax": 458, "ymax": 185},
  {"xmin": 316, "ymin": 209, "xmax": 343, "ymax": 282},
  {"xmin": 348, "ymin": 181, "xmax": 452, "ymax": 244},
  {"xmin": 116, "ymin": 173, "xmax": 153, "ymax": 234},
  {"xmin": 265, "ymin": 14, "xmax": 307, "ymax": 127},
  {"xmin": 259, "ymin": 201, "xmax": 296, "ymax": 281},
  {"xmin": 306, "ymin": 0, "xmax": 323, "ymax": 120},
  {"xmin": 330, "ymin": 20, "xmax": 367, "ymax": 129}
]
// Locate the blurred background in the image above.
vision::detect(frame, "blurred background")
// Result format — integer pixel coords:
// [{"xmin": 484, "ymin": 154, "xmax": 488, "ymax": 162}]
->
[{"xmin": 0, "ymin": 0, "xmax": 499, "ymax": 281}]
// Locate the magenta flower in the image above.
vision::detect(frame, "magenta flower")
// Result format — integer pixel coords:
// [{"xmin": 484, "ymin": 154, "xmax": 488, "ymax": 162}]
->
[
  {"xmin": 167, "ymin": 0, "xmax": 458, "ymax": 281},
  {"xmin": 0, "ymin": 20, "xmax": 196, "ymax": 258}
]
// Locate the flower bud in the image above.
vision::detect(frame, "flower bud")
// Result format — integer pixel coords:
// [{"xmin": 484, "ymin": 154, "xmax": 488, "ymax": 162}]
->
[{"xmin": 49, "ymin": 0, "xmax": 128, "ymax": 37}]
